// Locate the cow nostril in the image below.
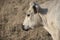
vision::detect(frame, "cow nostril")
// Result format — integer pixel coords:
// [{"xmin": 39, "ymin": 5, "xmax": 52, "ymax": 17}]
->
[
  {"xmin": 22, "ymin": 25, "xmax": 29, "ymax": 31},
  {"xmin": 22, "ymin": 25, "xmax": 24, "ymax": 30},
  {"xmin": 22, "ymin": 24, "xmax": 24, "ymax": 27}
]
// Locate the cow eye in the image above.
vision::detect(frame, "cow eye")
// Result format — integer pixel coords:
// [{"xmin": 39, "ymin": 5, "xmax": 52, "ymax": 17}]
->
[{"xmin": 27, "ymin": 14, "xmax": 30, "ymax": 17}]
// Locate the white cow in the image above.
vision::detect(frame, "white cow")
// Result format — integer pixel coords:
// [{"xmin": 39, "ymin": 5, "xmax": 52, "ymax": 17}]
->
[{"xmin": 22, "ymin": 0, "xmax": 60, "ymax": 40}]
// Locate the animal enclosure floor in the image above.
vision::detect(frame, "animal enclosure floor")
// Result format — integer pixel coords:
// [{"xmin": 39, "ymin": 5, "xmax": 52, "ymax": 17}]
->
[{"xmin": 0, "ymin": 0, "xmax": 53, "ymax": 40}]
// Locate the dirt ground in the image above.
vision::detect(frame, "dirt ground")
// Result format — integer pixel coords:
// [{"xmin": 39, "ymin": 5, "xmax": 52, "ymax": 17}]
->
[{"xmin": 0, "ymin": 0, "xmax": 53, "ymax": 40}]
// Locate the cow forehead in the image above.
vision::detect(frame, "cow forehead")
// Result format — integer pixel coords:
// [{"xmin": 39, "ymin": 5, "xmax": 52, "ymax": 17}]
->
[
  {"xmin": 28, "ymin": 6, "xmax": 33, "ymax": 11},
  {"xmin": 27, "ymin": 6, "xmax": 34, "ymax": 13}
]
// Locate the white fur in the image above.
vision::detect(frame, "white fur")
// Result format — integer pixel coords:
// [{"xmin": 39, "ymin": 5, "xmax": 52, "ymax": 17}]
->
[{"xmin": 23, "ymin": 0, "xmax": 60, "ymax": 40}]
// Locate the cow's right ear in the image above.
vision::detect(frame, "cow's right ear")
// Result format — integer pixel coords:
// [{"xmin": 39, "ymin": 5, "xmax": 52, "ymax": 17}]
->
[
  {"xmin": 33, "ymin": 5, "xmax": 38, "ymax": 13},
  {"xmin": 31, "ymin": 2, "xmax": 41, "ymax": 13},
  {"xmin": 29, "ymin": 2, "xmax": 38, "ymax": 13}
]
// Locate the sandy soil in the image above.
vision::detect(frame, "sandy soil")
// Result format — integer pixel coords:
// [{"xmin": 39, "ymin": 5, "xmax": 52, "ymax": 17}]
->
[{"xmin": 0, "ymin": 0, "xmax": 53, "ymax": 40}]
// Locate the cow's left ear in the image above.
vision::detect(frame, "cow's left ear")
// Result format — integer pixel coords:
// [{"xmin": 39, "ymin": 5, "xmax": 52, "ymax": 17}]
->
[{"xmin": 32, "ymin": 2, "xmax": 40, "ymax": 13}]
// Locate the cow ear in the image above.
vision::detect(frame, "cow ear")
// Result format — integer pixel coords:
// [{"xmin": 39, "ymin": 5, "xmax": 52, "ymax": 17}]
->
[
  {"xmin": 33, "ymin": 5, "xmax": 37, "ymax": 13},
  {"xmin": 29, "ymin": 2, "xmax": 41, "ymax": 13},
  {"xmin": 32, "ymin": 3, "xmax": 40, "ymax": 13}
]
